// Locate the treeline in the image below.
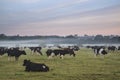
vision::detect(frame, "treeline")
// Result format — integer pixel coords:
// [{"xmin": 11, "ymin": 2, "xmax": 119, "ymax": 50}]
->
[
  {"xmin": 0, "ymin": 34, "xmax": 63, "ymax": 40},
  {"xmin": 0, "ymin": 34, "xmax": 120, "ymax": 43}
]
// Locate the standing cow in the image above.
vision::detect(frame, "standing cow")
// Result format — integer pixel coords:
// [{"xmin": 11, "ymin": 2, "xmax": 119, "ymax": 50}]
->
[
  {"xmin": 7, "ymin": 48, "xmax": 26, "ymax": 61},
  {"xmin": 118, "ymin": 46, "xmax": 120, "ymax": 50},
  {"xmin": 93, "ymin": 47, "xmax": 108, "ymax": 57},
  {"xmin": 108, "ymin": 46, "xmax": 117, "ymax": 52},
  {"xmin": 29, "ymin": 47, "xmax": 42, "ymax": 55},
  {"xmin": 46, "ymin": 48, "xmax": 75, "ymax": 59}
]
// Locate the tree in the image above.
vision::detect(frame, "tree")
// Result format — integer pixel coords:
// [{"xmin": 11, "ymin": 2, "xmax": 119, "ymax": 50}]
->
[
  {"xmin": 0, "ymin": 34, "xmax": 7, "ymax": 39},
  {"xmin": 94, "ymin": 35, "xmax": 104, "ymax": 42}
]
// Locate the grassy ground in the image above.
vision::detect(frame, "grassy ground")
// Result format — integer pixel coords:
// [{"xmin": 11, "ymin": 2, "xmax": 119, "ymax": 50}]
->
[{"xmin": 0, "ymin": 48, "xmax": 120, "ymax": 80}]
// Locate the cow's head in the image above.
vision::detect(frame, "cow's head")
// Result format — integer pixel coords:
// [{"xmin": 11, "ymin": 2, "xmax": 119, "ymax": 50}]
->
[
  {"xmin": 23, "ymin": 59, "xmax": 30, "ymax": 66},
  {"xmin": 69, "ymin": 49, "xmax": 75, "ymax": 57},
  {"xmin": 46, "ymin": 49, "xmax": 53, "ymax": 56},
  {"xmin": 102, "ymin": 50, "xmax": 108, "ymax": 55},
  {"xmin": 21, "ymin": 51, "xmax": 27, "ymax": 55},
  {"xmin": 42, "ymin": 64, "xmax": 49, "ymax": 72}
]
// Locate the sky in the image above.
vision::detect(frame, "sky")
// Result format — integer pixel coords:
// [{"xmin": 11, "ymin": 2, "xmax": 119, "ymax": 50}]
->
[{"xmin": 0, "ymin": 0, "xmax": 120, "ymax": 36}]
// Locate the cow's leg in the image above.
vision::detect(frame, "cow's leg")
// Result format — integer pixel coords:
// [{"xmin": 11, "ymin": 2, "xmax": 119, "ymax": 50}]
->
[
  {"xmin": 72, "ymin": 53, "xmax": 75, "ymax": 57},
  {"xmin": 51, "ymin": 53, "xmax": 55, "ymax": 57},
  {"xmin": 48, "ymin": 53, "xmax": 54, "ymax": 59},
  {"xmin": 60, "ymin": 55, "xmax": 64, "ymax": 59},
  {"xmin": 32, "ymin": 50, "xmax": 36, "ymax": 55},
  {"xmin": 48, "ymin": 56, "xmax": 52, "ymax": 59},
  {"xmin": 25, "ymin": 66, "xmax": 30, "ymax": 72},
  {"xmin": 31, "ymin": 50, "xmax": 34, "ymax": 55},
  {"xmin": 15, "ymin": 57, "xmax": 19, "ymax": 61},
  {"xmin": 39, "ymin": 51, "xmax": 43, "ymax": 55},
  {"xmin": 94, "ymin": 53, "xmax": 96, "ymax": 57},
  {"xmin": 48, "ymin": 55, "xmax": 53, "ymax": 59},
  {"xmin": 8, "ymin": 56, "xmax": 13, "ymax": 61},
  {"xmin": 37, "ymin": 50, "xmax": 43, "ymax": 55},
  {"xmin": 94, "ymin": 53, "xmax": 98, "ymax": 58},
  {"xmin": 8, "ymin": 56, "xmax": 10, "ymax": 61},
  {"xmin": 36, "ymin": 51, "xmax": 39, "ymax": 55}
]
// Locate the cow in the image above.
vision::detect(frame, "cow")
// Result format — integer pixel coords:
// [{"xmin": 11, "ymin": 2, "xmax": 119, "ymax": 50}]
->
[
  {"xmin": 7, "ymin": 48, "xmax": 26, "ymax": 61},
  {"xmin": 118, "ymin": 46, "xmax": 120, "ymax": 50},
  {"xmin": 93, "ymin": 47, "xmax": 108, "ymax": 57},
  {"xmin": 23, "ymin": 59, "xmax": 49, "ymax": 72},
  {"xmin": 68, "ymin": 46, "xmax": 80, "ymax": 51},
  {"xmin": 0, "ymin": 47, "xmax": 7, "ymax": 56},
  {"xmin": 46, "ymin": 48, "xmax": 75, "ymax": 59},
  {"xmin": 46, "ymin": 49, "xmax": 53, "ymax": 57},
  {"xmin": 73, "ymin": 46, "xmax": 80, "ymax": 51},
  {"xmin": 108, "ymin": 46, "xmax": 117, "ymax": 52},
  {"xmin": 29, "ymin": 47, "xmax": 42, "ymax": 55}
]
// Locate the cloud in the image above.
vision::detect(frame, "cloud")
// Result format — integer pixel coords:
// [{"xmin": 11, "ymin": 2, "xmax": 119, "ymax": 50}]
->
[
  {"xmin": 0, "ymin": 0, "xmax": 120, "ymax": 35},
  {"xmin": 4, "ymin": 0, "xmax": 41, "ymax": 4},
  {"xmin": 13, "ymin": 5, "xmax": 119, "ymax": 36},
  {"xmin": 30, "ymin": 0, "xmax": 90, "ymax": 13},
  {"xmin": 23, "ymin": 5, "xmax": 120, "ymax": 27}
]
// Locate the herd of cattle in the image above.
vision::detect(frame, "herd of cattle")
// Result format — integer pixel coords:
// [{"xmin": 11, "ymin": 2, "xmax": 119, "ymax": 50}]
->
[
  {"xmin": 0, "ymin": 45, "xmax": 120, "ymax": 72},
  {"xmin": 0, "ymin": 46, "xmax": 80, "ymax": 60}
]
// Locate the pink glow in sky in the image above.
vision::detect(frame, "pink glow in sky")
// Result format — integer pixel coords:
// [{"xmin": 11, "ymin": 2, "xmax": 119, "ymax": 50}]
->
[{"xmin": 0, "ymin": 0, "xmax": 120, "ymax": 36}]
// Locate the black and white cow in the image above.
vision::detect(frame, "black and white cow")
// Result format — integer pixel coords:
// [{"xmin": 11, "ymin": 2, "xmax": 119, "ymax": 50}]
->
[
  {"xmin": 46, "ymin": 48, "xmax": 75, "ymax": 59},
  {"xmin": 7, "ymin": 48, "xmax": 26, "ymax": 61},
  {"xmin": 23, "ymin": 59, "xmax": 49, "ymax": 72},
  {"xmin": 118, "ymin": 46, "xmax": 120, "ymax": 50},
  {"xmin": 0, "ymin": 47, "xmax": 7, "ymax": 56},
  {"xmin": 29, "ymin": 47, "xmax": 42, "ymax": 55},
  {"xmin": 73, "ymin": 46, "xmax": 80, "ymax": 51},
  {"xmin": 93, "ymin": 47, "xmax": 108, "ymax": 57},
  {"xmin": 108, "ymin": 46, "xmax": 117, "ymax": 52}
]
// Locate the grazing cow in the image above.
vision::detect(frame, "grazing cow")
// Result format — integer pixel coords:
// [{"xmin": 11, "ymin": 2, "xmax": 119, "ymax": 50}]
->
[
  {"xmin": 46, "ymin": 49, "xmax": 53, "ymax": 57},
  {"xmin": 94, "ymin": 47, "xmax": 108, "ymax": 57},
  {"xmin": 118, "ymin": 46, "xmax": 120, "ymax": 50},
  {"xmin": 71, "ymin": 46, "xmax": 80, "ymax": 51},
  {"xmin": 7, "ymin": 48, "xmax": 26, "ymax": 61},
  {"xmin": 29, "ymin": 47, "xmax": 42, "ymax": 55},
  {"xmin": 23, "ymin": 59, "xmax": 49, "ymax": 72},
  {"xmin": 86, "ymin": 46, "xmax": 91, "ymax": 49},
  {"xmin": 108, "ymin": 46, "xmax": 116, "ymax": 52},
  {"xmin": 46, "ymin": 48, "xmax": 75, "ymax": 59}
]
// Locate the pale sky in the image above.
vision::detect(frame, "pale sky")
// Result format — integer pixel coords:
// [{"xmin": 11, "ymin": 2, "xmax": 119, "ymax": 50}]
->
[{"xmin": 0, "ymin": 0, "xmax": 120, "ymax": 36}]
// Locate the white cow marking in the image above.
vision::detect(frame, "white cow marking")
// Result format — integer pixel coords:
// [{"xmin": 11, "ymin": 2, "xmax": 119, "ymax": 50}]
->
[
  {"xmin": 99, "ymin": 48, "xmax": 104, "ymax": 54},
  {"xmin": 42, "ymin": 65, "xmax": 46, "ymax": 68}
]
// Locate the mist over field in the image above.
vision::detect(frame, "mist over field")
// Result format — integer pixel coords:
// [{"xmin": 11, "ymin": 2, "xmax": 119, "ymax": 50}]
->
[{"xmin": 0, "ymin": 34, "xmax": 120, "ymax": 47}]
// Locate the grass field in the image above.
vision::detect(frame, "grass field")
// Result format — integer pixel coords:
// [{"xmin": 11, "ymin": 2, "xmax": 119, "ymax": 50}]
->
[{"xmin": 0, "ymin": 48, "xmax": 120, "ymax": 80}]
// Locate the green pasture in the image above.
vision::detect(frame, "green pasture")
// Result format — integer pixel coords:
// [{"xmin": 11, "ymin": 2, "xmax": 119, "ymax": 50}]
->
[{"xmin": 0, "ymin": 48, "xmax": 120, "ymax": 80}]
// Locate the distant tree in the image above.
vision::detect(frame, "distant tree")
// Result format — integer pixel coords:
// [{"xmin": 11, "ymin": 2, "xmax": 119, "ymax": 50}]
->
[
  {"xmin": 84, "ymin": 34, "xmax": 89, "ymax": 37},
  {"xmin": 74, "ymin": 34, "xmax": 78, "ymax": 38},
  {"xmin": 110, "ymin": 36, "xmax": 120, "ymax": 43},
  {"xmin": 0, "ymin": 34, "xmax": 7, "ymax": 39},
  {"xmin": 94, "ymin": 35, "xmax": 104, "ymax": 42},
  {"xmin": 65, "ymin": 35, "xmax": 75, "ymax": 38},
  {"xmin": 104, "ymin": 36, "xmax": 110, "ymax": 43},
  {"xmin": 118, "ymin": 37, "xmax": 120, "ymax": 42}
]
